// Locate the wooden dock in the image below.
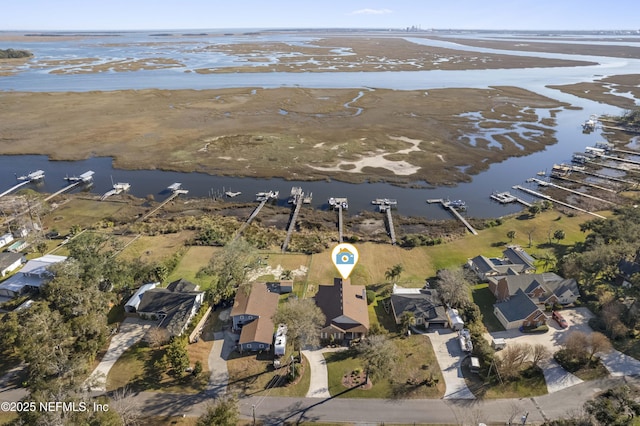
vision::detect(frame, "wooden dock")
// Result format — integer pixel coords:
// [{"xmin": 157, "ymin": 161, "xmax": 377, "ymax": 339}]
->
[
  {"xmin": 490, "ymin": 191, "xmax": 532, "ymax": 207},
  {"xmin": 528, "ymin": 177, "xmax": 615, "ymax": 205},
  {"xmin": 234, "ymin": 198, "xmax": 269, "ymax": 241},
  {"xmin": 427, "ymin": 199, "xmax": 478, "ymax": 235},
  {"xmin": 329, "ymin": 198, "xmax": 348, "ymax": 243},
  {"xmin": 338, "ymin": 204, "xmax": 344, "ymax": 243},
  {"xmin": 0, "ymin": 181, "xmax": 30, "ymax": 199},
  {"xmin": 385, "ymin": 207, "xmax": 397, "ymax": 245},
  {"xmin": 551, "ymin": 175, "xmax": 617, "ymax": 193},
  {"xmin": 137, "ymin": 189, "xmax": 188, "ymax": 222},
  {"xmin": 282, "ymin": 187, "xmax": 305, "ymax": 252},
  {"xmin": 570, "ymin": 167, "xmax": 638, "ymax": 187},
  {"xmin": 512, "ymin": 185, "xmax": 606, "ymax": 219}
]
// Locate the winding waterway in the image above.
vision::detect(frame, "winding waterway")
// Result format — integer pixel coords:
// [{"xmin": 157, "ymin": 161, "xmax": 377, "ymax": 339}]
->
[{"xmin": 1, "ymin": 31, "xmax": 638, "ymax": 219}]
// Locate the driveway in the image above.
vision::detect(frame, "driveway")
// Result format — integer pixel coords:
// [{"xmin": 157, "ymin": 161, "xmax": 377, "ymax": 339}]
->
[
  {"xmin": 485, "ymin": 307, "xmax": 640, "ymax": 392},
  {"xmin": 87, "ymin": 317, "xmax": 152, "ymax": 392},
  {"xmin": 206, "ymin": 329, "xmax": 236, "ymax": 397},
  {"xmin": 302, "ymin": 346, "xmax": 346, "ymax": 399},
  {"xmin": 426, "ymin": 329, "xmax": 475, "ymax": 399}
]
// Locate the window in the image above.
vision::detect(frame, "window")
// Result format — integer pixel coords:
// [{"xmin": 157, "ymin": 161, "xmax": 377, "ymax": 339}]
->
[
  {"xmin": 247, "ymin": 344, "xmax": 252, "ymax": 348},
  {"xmin": 259, "ymin": 344, "xmax": 264, "ymax": 348}
]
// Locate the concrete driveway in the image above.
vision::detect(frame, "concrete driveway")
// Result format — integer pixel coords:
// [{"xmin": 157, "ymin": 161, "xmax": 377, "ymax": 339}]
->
[
  {"xmin": 426, "ymin": 329, "xmax": 475, "ymax": 399},
  {"xmin": 302, "ymin": 346, "xmax": 346, "ymax": 398},
  {"xmin": 87, "ymin": 317, "xmax": 152, "ymax": 392},
  {"xmin": 206, "ymin": 329, "xmax": 236, "ymax": 397},
  {"xmin": 485, "ymin": 307, "xmax": 640, "ymax": 391}
]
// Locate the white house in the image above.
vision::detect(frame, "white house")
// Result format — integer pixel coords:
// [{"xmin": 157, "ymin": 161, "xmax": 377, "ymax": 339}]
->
[
  {"xmin": 0, "ymin": 252, "xmax": 24, "ymax": 277},
  {"xmin": 0, "ymin": 254, "xmax": 67, "ymax": 298},
  {"xmin": 0, "ymin": 233, "xmax": 14, "ymax": 248}
]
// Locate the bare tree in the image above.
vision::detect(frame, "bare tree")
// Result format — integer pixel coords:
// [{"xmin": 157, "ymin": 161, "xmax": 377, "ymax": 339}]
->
[
  {"xmin": 434, "ymin": 267, "xmax": 472, "ymax": 308},
  {"xmin": 497, "ymin": 343, "xmax": 530, "ymax": 380},
  {"xmin": 587, "ymin": 332, "xmax": 612, "ymax": 361},
  {"xmin": 563, "ymin": 331, "xmax": 589, "ymax": 362},
  {"xmin": 145, "ymin": 327, "xmax": 170, "ymax": 348},
  {"xmin": 110, "ymin": 386, "xmax": 142, "ymax": 426},
  {"xmin": 530, "ymin": 343, "xmax": 551, "ymax": 368}
]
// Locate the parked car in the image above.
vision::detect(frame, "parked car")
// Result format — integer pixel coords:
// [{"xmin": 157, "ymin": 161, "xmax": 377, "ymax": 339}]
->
[{"xmin": 552, "ymin": 311, "xmax": 568, "ymax": 329}]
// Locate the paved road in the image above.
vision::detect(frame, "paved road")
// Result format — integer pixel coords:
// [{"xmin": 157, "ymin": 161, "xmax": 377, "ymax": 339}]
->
[
  {"xmin": 426, "ymin": 330, "xmax": 475, "ymax": 399},
  {"xmin": 86, "ymin": 317, "xmax": 152, "ymax": 391},
  {"xmin": 117, "ymin": 376, "xmax": 637, "ymax": 424}
]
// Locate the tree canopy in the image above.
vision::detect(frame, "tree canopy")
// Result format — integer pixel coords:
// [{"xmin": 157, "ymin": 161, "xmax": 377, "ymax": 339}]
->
[{"xmin": 273, "ymin": 298, "xmax": 325, "ymax": 353}]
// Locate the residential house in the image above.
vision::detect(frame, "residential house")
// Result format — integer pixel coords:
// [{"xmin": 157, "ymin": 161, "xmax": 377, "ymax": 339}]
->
[
  {"xmin": 315, "ymin": 278, "xmax": 370, "ymax": 343},
  {"xmin": 0, "ymin": 254, "xmax": 67, "ymax": 298},
  {"xmin": 389, "ymin": 284, "xmax": 447, "ymax": 329},
  {"xmin": 137, "ymin": 279, "xmax": 205, "ymax": 337},
  {"xmin": 467, "ymin": 245, "xmax": 536, "ymax": 281},
  {"xmin": 0, "ymin": 252, "xmax": 25, "ymax": 277},
  {"xmin": 494, "ymin": 289, "xmax": 547, "ymax": 330},
  {"xmin": 230, "ymin": 282, "xmax": 280, "ymax": 353},
  {"xmin": 124, "ymin": 282, "xmax": 159, "ymax": 313},
  {"xmin": 0, "ymin": 233, "xmax": 14, "ymax": 249},
  {"xmin": 488, "ymin": 273, "xmax": 579, "ymax": 306}
]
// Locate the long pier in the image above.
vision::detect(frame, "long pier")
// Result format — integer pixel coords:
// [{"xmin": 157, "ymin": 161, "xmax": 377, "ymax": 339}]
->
[
  {"xmin": 385, "ymin": 207, "xmax": 397, "ymax": 245},
  {"xmin": 528, "ymin": 177, "xmax": 615, "ymax": 205},
  {"xmin": 338, "ymin": 204, "xmax": 344, "ymax": 243},
  {"xmin": 550, "ymin": 175, "xmax": 617, "ymax": 194},
  {"xmin": 513, "ymin": 185, "xmax": 606, "ymax": 219},
  {"xmin": 137, "ymin": 189, "xmax": 188, "ymax": 222},
  {"xmin": 329, "ymin": 198, "xmax": 348, "ymax": 243},
  {"xmin": 234, "ymin": 198, "xmax": 269, "ymax": 241},
  {"xmin": 570, "ymin": 167, "xmax": 639, "ymax": 187},
  {"xmin": 0, "ymin": 181, "xmax": 29, "ymax": 199},
  {"xmin": 427, "ymin": 199, "xmax": 478, "ymax": 235},
  {"xmin": 282, "ymin": 187, "xmax": 304, "ymax": 252}
]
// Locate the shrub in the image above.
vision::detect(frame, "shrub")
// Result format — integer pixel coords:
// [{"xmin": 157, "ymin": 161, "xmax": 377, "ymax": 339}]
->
[{"xmin": 366, "ymin": 290, "xmax": 376, "ymax": 305}]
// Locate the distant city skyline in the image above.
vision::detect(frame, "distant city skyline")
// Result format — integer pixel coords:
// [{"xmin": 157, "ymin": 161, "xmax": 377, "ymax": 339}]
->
[{"xmin": 3, "ymin": 0, "xmax": 639, "ymax": 32}]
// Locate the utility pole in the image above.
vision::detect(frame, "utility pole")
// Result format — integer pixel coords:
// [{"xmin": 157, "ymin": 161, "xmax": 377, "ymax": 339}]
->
[{"xmin": 252, "ymin": 404, "xmax": 256, "ymax": 426}]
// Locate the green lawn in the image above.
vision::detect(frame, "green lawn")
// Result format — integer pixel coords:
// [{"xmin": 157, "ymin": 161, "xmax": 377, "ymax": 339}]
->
[
  {"xmin": 471, "ymin": 284, "xmax": 504, "ymax": 333},
  {"xmin": 324, "ymin": 335, "xmax": 444, "ymax": 399},
  {"xmin": 463, "ymin": 363, "xmax": 547, "ymax": 399},
  {"xmin": 165, "ymin": 246, "xmax": 221, "ymax": 289}
]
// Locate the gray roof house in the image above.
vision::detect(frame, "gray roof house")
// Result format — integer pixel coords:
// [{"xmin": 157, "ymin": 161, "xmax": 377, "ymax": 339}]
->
[
  {"xmin": 493, "ymin": 289, "xmax": 547, "ymax": 330},
  {"xmin": 389, "ymin": 285, "xmax": 447, "ymax": 328},
  {"xmin": 0, "ymin": 252, "xmax": 25, "ymax": 277},
  {"xmin": 467, "ymin": 245, "xmax": 536, "ymax": 281},
  {"xmin": 488, "ymin": 273, "xmax": 579, "ymax": 306},
  {"xmin": 0, "ymin": 254, "xmax": 67, "ymax": 298},
  {"xmin": 137, "ymin": 279, "xmax": 205, "ymax": 337}
]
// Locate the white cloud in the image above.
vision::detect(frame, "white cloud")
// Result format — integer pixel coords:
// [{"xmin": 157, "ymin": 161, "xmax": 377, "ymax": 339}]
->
[{"xmin": 350, "ymin": 8, "xmax": 393, "ymax": 15}]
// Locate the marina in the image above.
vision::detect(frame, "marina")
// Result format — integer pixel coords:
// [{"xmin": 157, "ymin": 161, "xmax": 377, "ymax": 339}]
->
[{"xmin": 44, "ymin": 171, "xmax": 95, "ymax": 202}]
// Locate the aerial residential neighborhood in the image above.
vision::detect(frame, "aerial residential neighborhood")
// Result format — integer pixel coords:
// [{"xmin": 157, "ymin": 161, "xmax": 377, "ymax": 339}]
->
[{"xmin": 2, "ymin": 6, "xmax": 640, "ymax": 425}]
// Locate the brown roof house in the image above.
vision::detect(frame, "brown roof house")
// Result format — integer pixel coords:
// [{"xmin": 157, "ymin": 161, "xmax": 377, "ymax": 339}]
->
[
  {"xmin": 230, "ymin": 282, "xmax": 279, "ymax": 353},
  {"xmin": 314, "ymin": 278, "xmax": 370, "ymax": 343}
]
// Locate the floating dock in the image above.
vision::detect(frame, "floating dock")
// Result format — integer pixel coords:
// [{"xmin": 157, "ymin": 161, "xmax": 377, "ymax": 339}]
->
[
  {"xmin": 490, "ymin": 191, "xmax": 532, "ymax": 207},
  {"xmin": 43, "ymin": 171, "xmax": 95, "ymax": 202},
  {"xmin": 282, "ymin": 187, "xmax": 305, "ymax": 252},
  {"xmin": 101, "ymin": 182, "xmax": 131, "ymax": 201},
  {"xmin": 16, "ymin": 170, "xmax": 45, "ymax": 182},
  {"xmin": 256, "ymin": 190, "xmax": 279, "ymax": 202},
  {"xmin": 427, "ymin": 199, "xmax": 477, "ymax": 235},
  {"xmin": 512, "ymin": 185, "xmax": 605, "ymax": 219}
]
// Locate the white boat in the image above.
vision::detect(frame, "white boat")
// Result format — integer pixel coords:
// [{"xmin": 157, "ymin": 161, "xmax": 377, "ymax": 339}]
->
[{"xmin": 225, "ymin": 191, "xmax": 241, "ymax": 198}]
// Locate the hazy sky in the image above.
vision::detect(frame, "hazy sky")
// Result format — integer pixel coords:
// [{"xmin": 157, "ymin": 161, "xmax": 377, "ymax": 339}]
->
[{"xmin": 4, "ymin": 0, "xmax": 639, "ymax": 31}]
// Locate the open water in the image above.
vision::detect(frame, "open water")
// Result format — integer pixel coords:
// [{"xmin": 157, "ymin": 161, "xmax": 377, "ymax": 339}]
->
[{"xmin": 1, "ymin": 31, "xmax": 639, "ymax": 218}]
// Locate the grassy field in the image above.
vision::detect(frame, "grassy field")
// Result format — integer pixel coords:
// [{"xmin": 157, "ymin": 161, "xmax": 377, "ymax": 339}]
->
[
  {"xmin": 106, "ymin": 336, "xmax": 212, "ymax": 394},
  {"xmin": 42, "ymin": 198, "xmax": 125, "ymax": 234},
  {"xmin": 119, "ymin": 232, "xmax": 197, "ymax": 264},
  {"xmin": 226, "ymin": 351, "xmax": 311, "ymax": 398},
  {"xmin": 165, "ymin": 245, "xmax": 221, "ymax": 289},
  {"xmin": 305, "ymin": 209, "xmax": 596, "ymax": 289},
  {"xmin": 324, "ymin": 335, "xmax": 444, "ymax": 399}
]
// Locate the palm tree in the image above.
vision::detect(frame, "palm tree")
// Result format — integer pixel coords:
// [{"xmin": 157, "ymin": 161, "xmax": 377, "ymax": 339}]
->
[
  {"xmin": 385, "ymin": 264, "xmax": 404, "ymax": 283},
  {"xmin": 537, "ymin": 252, "xmax": 557, "ymax": 272}
]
